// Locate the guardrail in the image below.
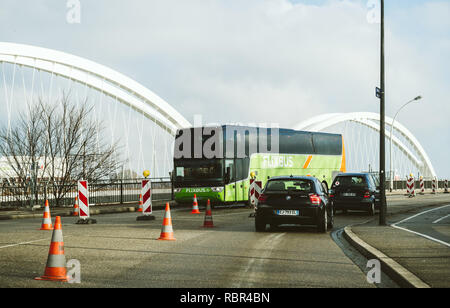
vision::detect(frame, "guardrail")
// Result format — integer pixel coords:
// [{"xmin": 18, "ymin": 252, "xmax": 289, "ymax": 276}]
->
[
  {"xmin": 1, "ymin": 177, "xmax": 447, "ymax": 209},
  {"xmin": 0, "ymin": 178, "xmax": 173, "ymax": 209},
  {"xmin": 388, "ymin": 179, "xmax": 447, "ymax": 191}
]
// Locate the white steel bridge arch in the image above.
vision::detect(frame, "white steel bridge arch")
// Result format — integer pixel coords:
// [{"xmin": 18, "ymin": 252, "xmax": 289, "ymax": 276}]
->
[
  {"xmin": 294, "ymin": 112, "xmax": 436, "ymax": 178},
  {"xmin": 0, "ymin": 42, "xmax": 191, "ymax": 135}
]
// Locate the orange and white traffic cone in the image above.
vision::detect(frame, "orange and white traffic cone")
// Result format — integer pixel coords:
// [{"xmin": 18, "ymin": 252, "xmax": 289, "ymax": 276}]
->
[
  {"xmin": 40, "ymin": 200, "xmax": 53, "ymax": 231},
  {"xmin": 72, "ymin": 196, "xmax": 79, "ymax": 217},
  {"xmin": 158, "ymin": 203, "xmax": 176, "ymax": 241},
  {"xmin": 203, "ymin": 199, "xmax": 214, "ymax": 228},
  {"xmin": 35, "ymin": 216, "xmax": 69, "ymax": 282},
  {"xmin": 191, "ymin": 194, "xmax": 201, "ymax": 214},
  {"xmin": 137, "ymin": 194, "xmax": 143, "ymax": 212}
]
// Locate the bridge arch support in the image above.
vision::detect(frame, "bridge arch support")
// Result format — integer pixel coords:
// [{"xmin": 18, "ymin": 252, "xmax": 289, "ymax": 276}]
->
[
  {"xmin": 0, "ymin": 42, "xmax": 191, "ymax": 135},
  {"xmin": 294, "ymin": 112, "xmax": 436, "ymax": 179}
]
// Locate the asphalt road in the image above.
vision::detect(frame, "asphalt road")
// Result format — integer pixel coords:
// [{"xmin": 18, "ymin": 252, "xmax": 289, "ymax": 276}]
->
[
  {"xmin": 392, "ymin": 204, "xmax": 450, "ymax": 247},
  {"xmin": 0, "ymin": 207, "xmax": 375, "ymax": 288},
  {"xmin": 0, "ymin": 194, "xmax": 448, "ymax": 288}
]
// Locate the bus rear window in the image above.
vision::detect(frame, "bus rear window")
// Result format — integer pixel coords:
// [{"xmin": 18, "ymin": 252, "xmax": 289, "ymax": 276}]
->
[{"xmin": 175, "ymin": 160, "xmax": 223, "ymax": 181}]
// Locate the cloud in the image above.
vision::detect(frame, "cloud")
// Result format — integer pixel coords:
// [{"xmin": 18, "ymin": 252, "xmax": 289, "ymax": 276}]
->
[
  {"xmin": 114, "ymin": 0, "xmax": 383, "ymax": 125},
  {"xmin": 0, "ymin": 0, "xmax": 448, "ymax": 177}
]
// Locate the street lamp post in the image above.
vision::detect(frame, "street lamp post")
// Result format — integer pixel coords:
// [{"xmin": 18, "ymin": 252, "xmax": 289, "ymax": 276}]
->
[
  {"xmin": 379, "ymin": 0, "xmax": 386, "ymax": 226},
  {"xmin": 389, "ymin": 96, "xmax": 422, "ymax": 192}
]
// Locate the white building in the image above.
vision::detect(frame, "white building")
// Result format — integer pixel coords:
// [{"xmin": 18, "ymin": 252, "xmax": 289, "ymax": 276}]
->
[{"xmin": 0, "ymin": 156, "xmax": 65, "ymax": 181}]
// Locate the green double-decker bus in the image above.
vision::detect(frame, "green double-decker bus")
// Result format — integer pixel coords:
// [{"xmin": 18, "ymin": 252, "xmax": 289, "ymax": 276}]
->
[{"xmin": 172, "ymin": 125, "xmax": 346, "ymax": 205}]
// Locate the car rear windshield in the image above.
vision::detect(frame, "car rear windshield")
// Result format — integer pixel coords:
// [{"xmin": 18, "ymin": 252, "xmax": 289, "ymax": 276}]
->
[
  {"xmin": 265, "ymin": 180, "xmax": 314, "ymax": 193},
  {"xmin": 333, "ymin": 176, "xmax": 367, "ymax": 188}
]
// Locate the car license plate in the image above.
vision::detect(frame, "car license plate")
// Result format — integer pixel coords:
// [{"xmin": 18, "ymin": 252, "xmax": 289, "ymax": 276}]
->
[
  {"xmin": 277, "ymin": 210, "xmax": 299, "ymax": 216},
  {"xmin": 342, "ymin": 193, "xmax": 356, "ymax": 197}
]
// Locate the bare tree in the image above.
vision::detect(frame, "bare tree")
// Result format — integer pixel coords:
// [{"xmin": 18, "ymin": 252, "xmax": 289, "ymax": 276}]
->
[
  {"xmin": 0, "ymin": 94, "xmax": 125, "ymax": 207},
  {"xmin": 0, "ymin": 102, "xmax": 47, "ymax": 207},
  {"xmin": 113, "ymin": 169, "xmax": 139, "ymax": 180}
]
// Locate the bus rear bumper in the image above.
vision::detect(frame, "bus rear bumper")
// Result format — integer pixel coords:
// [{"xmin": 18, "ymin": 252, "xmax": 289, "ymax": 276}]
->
[{"xmin": 174, "ymin": 193, "xmax": 224, "ymax": 204}]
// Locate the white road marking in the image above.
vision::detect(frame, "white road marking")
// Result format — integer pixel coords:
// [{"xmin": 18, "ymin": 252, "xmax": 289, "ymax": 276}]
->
[
  {"xmin": 391, "ymin": 204, "xmax": 450, "ymax": 248},
  {"xmin": 392, "ymin": 204, "xmax": 450, "ymax": 225},
  {"xmin": 432, "ymin": 214, "xmax": 450, "ymax": 224},
  {"xmin": 0, "ymin": 238, "xmax": 49, "ymax": 250}
]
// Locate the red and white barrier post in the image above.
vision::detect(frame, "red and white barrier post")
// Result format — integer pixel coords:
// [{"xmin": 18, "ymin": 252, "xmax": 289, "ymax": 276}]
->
[
  {"xmin": 444, "ymin": 179, "xmax": 449, "ymax": 194},
  {"xmin": 432, "ymin": 177, "xmax": 437, "ymax": 194},
  {"xmin": 419, "ymin": 176, "xmax": 425, "ymax": 195},
  {"xmin": 249, "ymin": 172, "xmax": 262, "ymax": 217},
  {"xmin": 407, "ymin": 174, "xmax": 415, "ymax": 198},
  {"xmin": 137, "ymin": 171, "xmax": 155, "ymax": 221},
  {"xmin": 76, "ymin": 180, "xmax": 96, "ymax": 224}
]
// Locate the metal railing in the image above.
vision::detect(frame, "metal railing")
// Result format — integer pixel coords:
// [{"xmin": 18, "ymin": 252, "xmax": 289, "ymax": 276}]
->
[
  {"xmin": 1, "ymin": 176, "xmax": 446, "ymax": 209},
  {"xmin": 0, "ymin": 178, "xmax": 172, "ymax": 209},
  {"xmin": 388, "ymin": 179, "xmax": 446, "ymax": 191}
]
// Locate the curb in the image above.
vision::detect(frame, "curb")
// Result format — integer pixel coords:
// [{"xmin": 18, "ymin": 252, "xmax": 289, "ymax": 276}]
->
[
  {"xmin": 343, "ymin": 226, "xmax": 430, "ymax": 288},
  {"xmin": 0, "ymin": 213, "xmax": 45, "ymax": 220},
  {"xmin": 0, "ymin": 207, "xmax": 138, "ymax": 220},
  {"xmin": 0, "ymin": 201, "xmax": 244, "ymax": 221}
]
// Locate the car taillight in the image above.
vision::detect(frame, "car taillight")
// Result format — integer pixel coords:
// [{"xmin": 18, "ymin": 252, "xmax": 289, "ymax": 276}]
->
[
  {"xmin": 364, "ymin": 191, "xmax": 370, "ymax": 198},
  {"xmin": 309, "ymin": 193, "xmax": 321, "ymax": 206},
  {"xmin": 258, "ymin": 194, "xmax": 267, "ymax": 203}
]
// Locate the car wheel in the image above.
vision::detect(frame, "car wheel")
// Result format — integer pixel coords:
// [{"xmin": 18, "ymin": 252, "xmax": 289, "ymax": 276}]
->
[
  {"xmin": 269, "ymin": 224, "xmax": 279, "ymax": 231},
  {"xmin": 255, "ymin": 216, "xmax": 266, "ymax": 232},
  {"xmin": 368, "ymin": 201, "xmax": 375, "ymax": 216},
  {"xmin": 327, "ymin": 208, "xmax": 334, "ymax": 229},
  {"xmin": 317, "ymin": 208, "xmax": 327, "ymax": 233}
]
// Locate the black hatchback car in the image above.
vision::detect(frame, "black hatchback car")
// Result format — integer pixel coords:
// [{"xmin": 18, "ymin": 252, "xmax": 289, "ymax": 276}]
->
[
  {"xmin": 329, "ymin": 173, "xmax": 380, "ymax": 215},
  {"xmin": 255, "ymin": 176, "xmax": 333, "ymax": 233}
]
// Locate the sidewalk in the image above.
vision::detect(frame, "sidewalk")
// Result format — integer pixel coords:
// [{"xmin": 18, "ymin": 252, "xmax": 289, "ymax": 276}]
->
[{"xmin": 343, "ymin": 193, "xmax": 450, "ymax": 288}]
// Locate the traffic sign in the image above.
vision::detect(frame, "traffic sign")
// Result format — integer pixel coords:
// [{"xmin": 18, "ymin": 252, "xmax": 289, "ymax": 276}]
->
[{"xmin": 376, "ymin": 87, "xmax": 381, "ymax": 99}]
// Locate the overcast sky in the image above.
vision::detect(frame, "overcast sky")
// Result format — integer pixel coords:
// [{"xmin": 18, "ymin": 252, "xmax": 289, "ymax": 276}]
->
[{"xmin": 1, "ymin": 0, "xmax": 449, "ymax": 177}]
